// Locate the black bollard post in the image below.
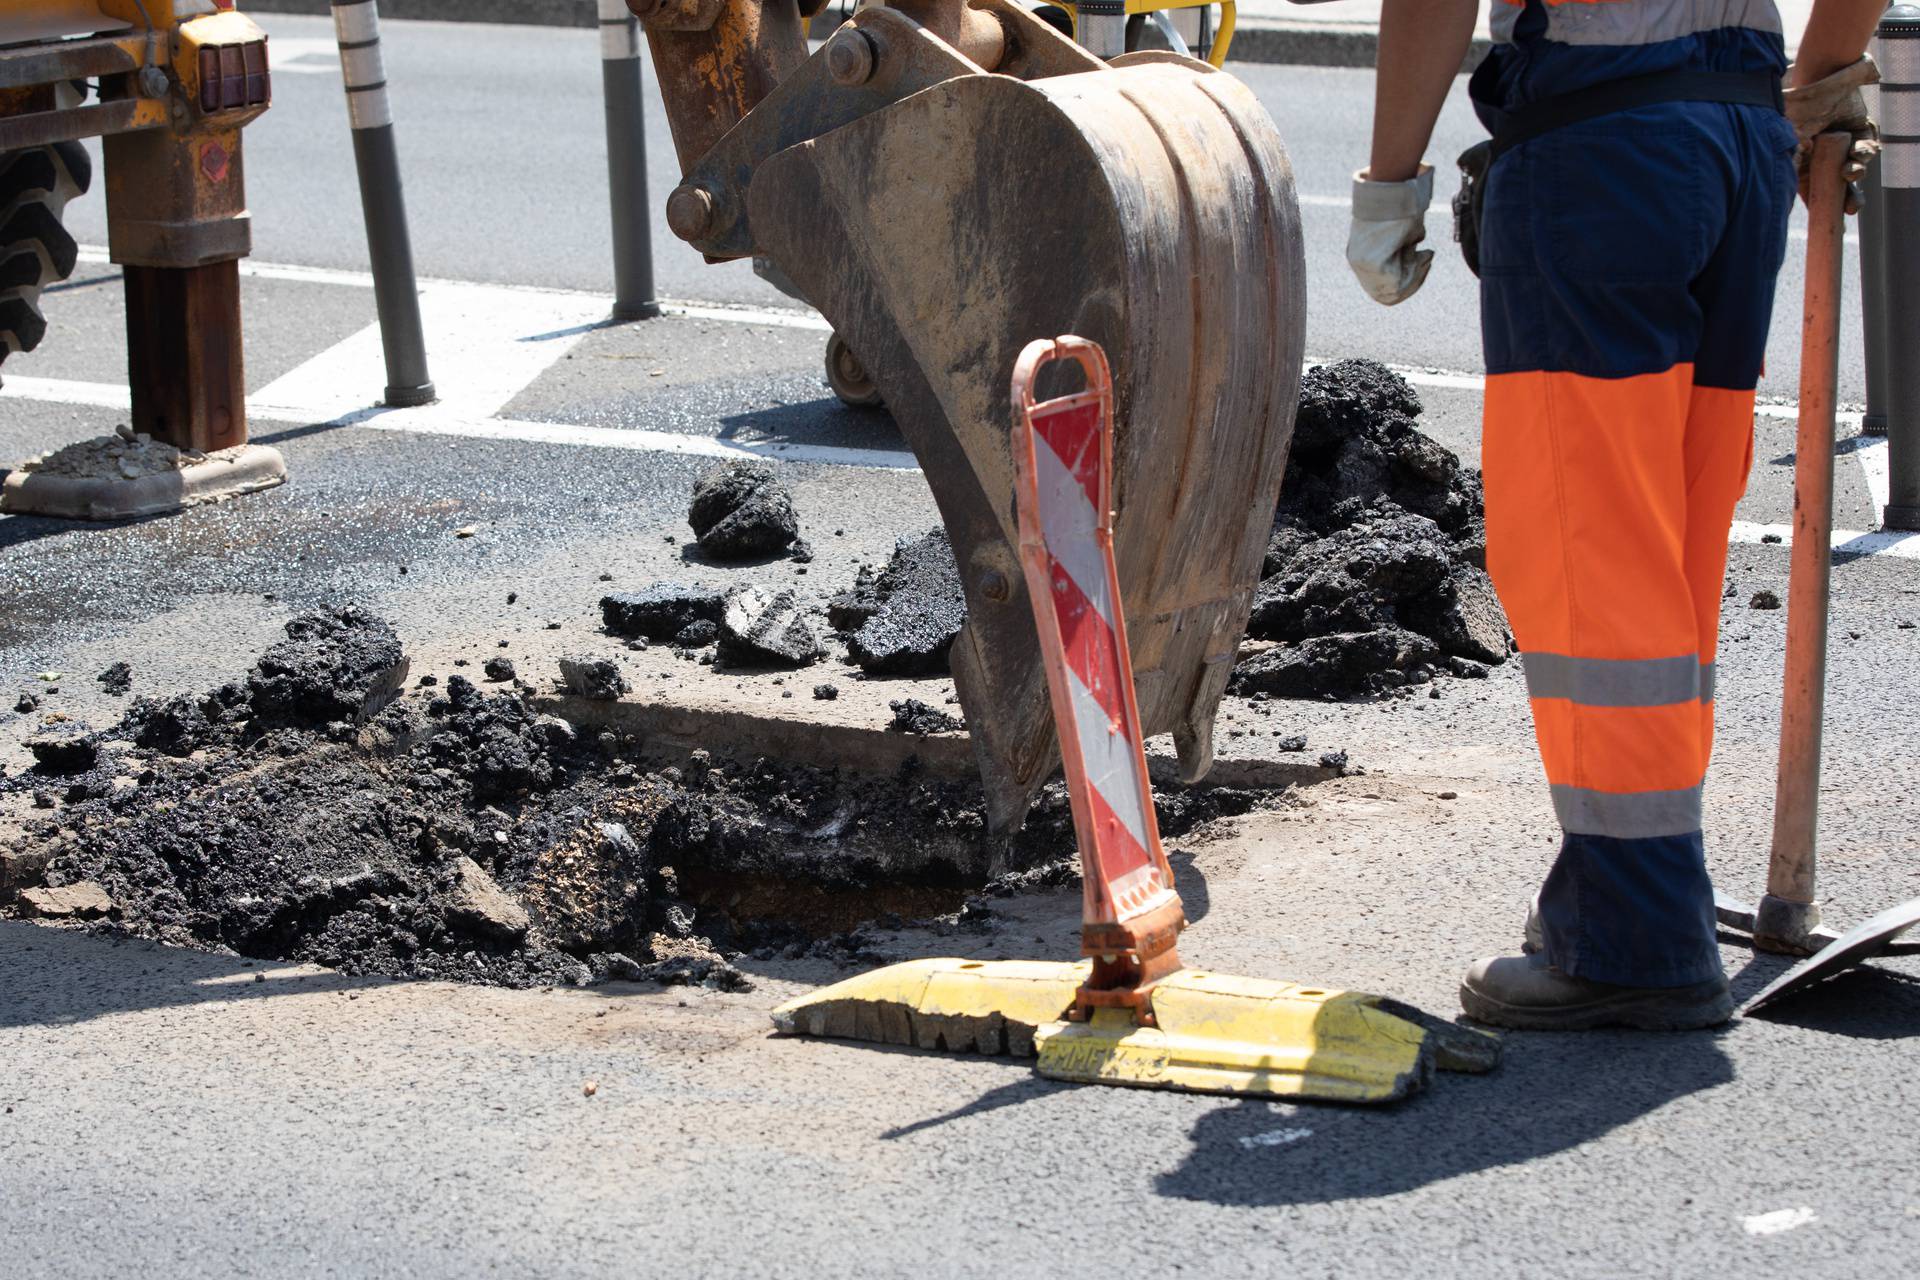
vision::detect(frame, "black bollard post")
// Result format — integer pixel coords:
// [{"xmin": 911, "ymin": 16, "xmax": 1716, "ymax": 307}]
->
[
  {"xmin": 1858, "ymin": 149, "xmax": 1888, "ymax": 436},
  {"xmin": 1876, "ymin": 6, "xmax": 1920, "ymax": 528},
  {"xmin": 601, "ymin": 0, "xmax": 661, "ymax": 322},
  {"xmin": 331, "ymin": 0, "xmax": 435, "ymax": 407}
]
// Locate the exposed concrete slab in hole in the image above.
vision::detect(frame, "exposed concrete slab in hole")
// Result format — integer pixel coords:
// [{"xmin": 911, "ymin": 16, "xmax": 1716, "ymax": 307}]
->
[{"xmin": 535, "ymin": 645, "xmax": 1333, "ymax": 792}]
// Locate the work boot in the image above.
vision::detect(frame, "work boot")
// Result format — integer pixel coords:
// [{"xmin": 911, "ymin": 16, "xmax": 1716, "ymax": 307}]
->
[
  {"xmin": 1460, "ymin": 953, "xmax": 1733, "ymax": 1031},
  {"xmin": 1522, "ymin": 891, "xmax": 1543, "ymax": 955}
]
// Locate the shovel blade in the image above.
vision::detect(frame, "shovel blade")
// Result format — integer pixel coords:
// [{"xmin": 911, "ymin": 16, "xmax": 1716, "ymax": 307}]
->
[{"xmin": 1742, "ymin": 895, "xmax": 1920, "ymax": 1015}]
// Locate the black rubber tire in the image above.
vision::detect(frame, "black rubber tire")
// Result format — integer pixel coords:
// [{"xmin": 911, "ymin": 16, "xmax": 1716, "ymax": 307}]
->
[
  {"xmin": 825, "ymin": 331, "xmax": 884, "ymax": 409},
  {"xmin": 0, "ymin": 140, "xmax": 92, "ymax": 362}
]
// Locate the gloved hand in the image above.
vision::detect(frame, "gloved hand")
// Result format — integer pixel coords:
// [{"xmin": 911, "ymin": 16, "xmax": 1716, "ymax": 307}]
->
[
  {"xmin": 1784, "ymin": 55, "xmax": 1881, "ymax": 213},
  {"xmin": 1347, "ymin": 165, "xmax": 1434, "ymax": 305}
]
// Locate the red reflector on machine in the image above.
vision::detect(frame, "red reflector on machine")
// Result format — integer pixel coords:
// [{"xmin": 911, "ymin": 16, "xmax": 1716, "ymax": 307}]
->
[{"xmin": 199, "ymin": 41, "xmax": 271, "ymax": 113}]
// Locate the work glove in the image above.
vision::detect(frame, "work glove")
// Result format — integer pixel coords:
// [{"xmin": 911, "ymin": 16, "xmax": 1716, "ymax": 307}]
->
[
  {"xmin": 1347, "ymin": 165, "xmax": 1434, "ymax": 306},
  {"xmin": 1784, "ymin": 55, "xmax": 1881, "ymax": 213}
]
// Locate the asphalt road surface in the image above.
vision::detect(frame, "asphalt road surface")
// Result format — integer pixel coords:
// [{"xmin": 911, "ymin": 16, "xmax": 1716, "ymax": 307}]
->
[{"xmin": 3, "ymin": 13, "xmax": 1917, "ymax": 1278}]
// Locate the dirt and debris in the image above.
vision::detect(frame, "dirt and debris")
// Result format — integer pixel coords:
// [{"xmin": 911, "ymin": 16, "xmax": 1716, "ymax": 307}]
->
[
  {"xmin": 718, "ymin": 587, "xmax": 826, "ymax": 668},
  {"xmin": 247, "ymin": 605, "xmax": 409, "ymax": 727},
  {"xmin": 11, "ymin": 426, "xmax": 229, "ymax": 480},
  {"xmin": 483, "ymin": 657, "xmax": 517, "ymax": 683},
  {"xmin": 559, "ymin": 656, "xmax": 629, "ymax": 700},
  {"xmin": 445, "ymin": 855, "xmax": 531, "ymax": 944},
  {"xmin": 676, "ymin": 619, "xmax": 718, "ymax": 648},
  {"xmin": 1238, "ymin": 360, "xmax": 1510, "ymax": 699},
  {"xmin": 97, "ymin": 663, "xmax": 133, "ymax": 696},
  {"xmin": 18, "ymin": 880, "xmax": 114, "ymax": 920},
  {"xmin": 830, "ymin": 530, "xmax": 967, "ymax": 676},
  {"xmin": 2, "ymin": 607, "xmax": 1289, "ymax": 990},
  {"xmin": 813, "ymin": 684, "xmax": 839, "ymax": 701},
  {"xmin": 601, "ymin": 583, "xmax": 726, "ymax": 641},
  {"xmin": 1751, "ymin": 590, "xmax": 1782, "ymax": 610},
  {"xmin": 25, "ymin": 729, "xmax": 99, "ymax": 775},
  {"xmin": 888, "ymin": 699, "xmax": 965, "ymax": 736},
  {"xmin": 14, "ymin": 694, "xmax": 37, "ymax": 714},
  {"xmin": 688, "ymin": 461, "xmax": 800, "ymax": 561}
]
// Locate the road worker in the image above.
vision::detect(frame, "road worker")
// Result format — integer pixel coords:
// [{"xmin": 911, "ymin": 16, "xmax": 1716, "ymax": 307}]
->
[{"xmin": 1350, "ymin": 0, "xmax": 1885, "ymax": 1028}]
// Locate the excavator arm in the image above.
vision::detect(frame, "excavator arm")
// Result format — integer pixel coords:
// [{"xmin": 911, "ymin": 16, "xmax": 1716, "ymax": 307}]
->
[{"xmin": 631, "ymin": 0, "xmax": 1307, "ymax": 832}]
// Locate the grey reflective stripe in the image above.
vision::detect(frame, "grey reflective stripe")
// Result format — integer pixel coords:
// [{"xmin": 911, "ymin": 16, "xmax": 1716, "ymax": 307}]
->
[
  {"xmin": 1551, "ymin": 783, "xmax": 1703, "ymax": 839},
  {"xmin": 1489, "ymin": 0, "xmax": 1782, "ymax": 47},
  {"xmin": 1521, "ymin": 652, "xmax": 1713, "ymax": 707}
]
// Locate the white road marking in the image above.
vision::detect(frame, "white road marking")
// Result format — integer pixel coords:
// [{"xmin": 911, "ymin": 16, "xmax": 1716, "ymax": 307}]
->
[
  {"xmin": 263, "ymin": 36, "xmax": 346, "ymax": 75},
  {"xmin": 1850, "ymin": 433, "xmax": 1891, "ymax": 516},
  {"xmin": 21, "ymin": 253, "xmax": 1905, "ymax": 549},
  {"xmin": 347, "ymin": 411, "xmax": 920, "ymax": 471},
  {"xmin": 74, "ymin": 247, "xmax": 830, "ymax": 331},
  {"xmin": 1729, "ymin": 520, "xmax": 1920, "ymax": 559},
  {"xmin": 666, "ymin": 301, "xmax": 832, "ymax": 332},
  {"xmin": 251, "ymin": 278, "xmax": 610, "ymax": 422},
  {"xmin": 0, "ymin": 374, "xmax": 919, "ymax": 471},
  {"xmin": 1238, "ymin": 1127, "xmax": 1314, "ymax": 1149},
  {"xmin": 1, "ymin": 376, "xmax": 131, "ymax": 412},
  {"xmin": 1742, "ymin": 1206, "xmax": 1818, "ymax": 1236}
]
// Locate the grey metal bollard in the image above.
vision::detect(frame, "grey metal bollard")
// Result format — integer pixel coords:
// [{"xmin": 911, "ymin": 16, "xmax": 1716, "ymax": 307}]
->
[
  {"xmin": 331, "ymin": 0, "xmax": 435, "ymax": 407},
  {"xmin": 600, "ymin": 0, "xmax": 661, "ymax": 322},
  {"xmin": 1878, "ymin": 6, "xmax": 1920, "ymax": 529}
]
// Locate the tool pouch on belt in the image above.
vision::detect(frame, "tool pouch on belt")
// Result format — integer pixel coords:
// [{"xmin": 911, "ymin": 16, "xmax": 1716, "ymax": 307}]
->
[
  {"xmin": 1453, "ymin": 140, "xmax": 1492, "ymax": 279},
  {"xmin": 1454, "ymin": 66, "xmax": 1784, "ymax": 279}
]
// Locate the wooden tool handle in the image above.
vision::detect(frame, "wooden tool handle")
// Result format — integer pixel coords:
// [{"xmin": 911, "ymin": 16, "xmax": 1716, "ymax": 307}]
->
[{"xmin": 1766, "ymin": 131, "xmax": 1851, "ymax": 911}]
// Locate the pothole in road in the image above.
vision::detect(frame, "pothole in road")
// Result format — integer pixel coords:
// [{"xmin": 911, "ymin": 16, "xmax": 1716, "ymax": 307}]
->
[{"xmin": 0, "ymin": 606, "xmax": 1279, "ymax": 992}]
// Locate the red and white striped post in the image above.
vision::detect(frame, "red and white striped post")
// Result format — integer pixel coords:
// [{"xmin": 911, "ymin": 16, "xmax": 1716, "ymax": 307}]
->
[{"xmin": 1012, "ymin": 336, "xmax": 1187, "ymax": 1019}]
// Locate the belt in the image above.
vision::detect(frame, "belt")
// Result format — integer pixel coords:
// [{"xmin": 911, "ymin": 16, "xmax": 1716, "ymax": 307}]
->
[{"xmin": 1482, "ymin": 68, "xmax": 1785, "ymax": 164}]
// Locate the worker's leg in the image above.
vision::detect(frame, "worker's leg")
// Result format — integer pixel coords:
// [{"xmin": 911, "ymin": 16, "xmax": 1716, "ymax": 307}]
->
[
  {"xmin": 1683, "ymin": 385, "xmax": 1755, "ymax": 764},
  {"xmin": 1684, "ymin": 104, "xmax": 1798, "ymax": 762},
  {"xmin": 1474, "ymin": 104, "xmax": 1752, "ymax": 995},
  {"xmin": 1484, "ymin": 370, "xmax": 1722, "ymax": 987}
]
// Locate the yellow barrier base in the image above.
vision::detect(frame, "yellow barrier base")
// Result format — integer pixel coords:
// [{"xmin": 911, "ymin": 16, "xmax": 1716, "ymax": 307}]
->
[{"xmin": 770, "ymin": 958, "xmax": 1499, "ymax": 1104}]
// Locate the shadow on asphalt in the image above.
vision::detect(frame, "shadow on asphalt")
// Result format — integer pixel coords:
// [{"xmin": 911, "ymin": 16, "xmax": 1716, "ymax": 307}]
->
[
  {"xmin": 880, "ymin": 1076, "xmax": 1064, "ymax": 1140},
  {"xmin": 1169, "ymin": 849, "xmax": 1210, "ymax": 926},
  {"xmin": 0, "ymin": 920, "xmax": 387, "ymax": 1030},
  {"xmin": 0, "ymin": 510, "xmax": 151, "ymax": 552},
  {"xmin": 1156, "ymin": 1029, "xmax": 1736, "ymax": 1206},
  {"xmin": 1739, "ymin": 964, "xmax": 1920, "ymax": 1041},
  {"xmin": 716, "ymin": 400, "xmax": 904, "ymax": 452}
]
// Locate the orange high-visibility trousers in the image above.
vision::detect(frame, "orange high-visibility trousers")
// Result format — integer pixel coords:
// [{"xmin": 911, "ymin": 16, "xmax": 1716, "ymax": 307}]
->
[{"xmin": 1478, "ymin": 95, "xmax": 1797, "ymax": 985}]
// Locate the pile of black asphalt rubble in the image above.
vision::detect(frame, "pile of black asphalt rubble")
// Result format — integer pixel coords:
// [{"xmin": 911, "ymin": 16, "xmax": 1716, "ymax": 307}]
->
[
  {"xmin": 624, "ymin": 362, "xmax": 1509, "ymax": 700},
  {"xmin": 3, "ymin": 607, "xmax": 1264, "ymax": 988},
  {"xmin": 1235, "ymin": 359, "xmax": 1512, "ymax": 699}
]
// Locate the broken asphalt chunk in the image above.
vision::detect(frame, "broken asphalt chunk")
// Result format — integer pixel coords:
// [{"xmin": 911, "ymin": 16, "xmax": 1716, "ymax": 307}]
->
[{"xmin": 717, "ymin": 586, "xmax": 826, "ymax": 668}]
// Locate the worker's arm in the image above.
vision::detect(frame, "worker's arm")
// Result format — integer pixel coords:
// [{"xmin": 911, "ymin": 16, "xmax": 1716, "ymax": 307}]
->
[
  {"xmin": 1367, "ymin": 0, "xmax": 1479, "ymax": 182},
  {"xmin": 1792, "ymin": 0, "xmax": 1886, "ymax": 86},
  {"xmin": 1348, "ymin": 0, "xmax": 1477, "ymax": 305},
  {"xmin": 1785, "ymin": 0, "xmax": 1888, "ymax": 208}
]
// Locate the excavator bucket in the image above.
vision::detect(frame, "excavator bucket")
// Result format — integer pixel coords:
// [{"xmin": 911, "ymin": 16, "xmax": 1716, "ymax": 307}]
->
[{"xmin": 640, "ymin": 0, "xmax": 1305, "ymax": 831}]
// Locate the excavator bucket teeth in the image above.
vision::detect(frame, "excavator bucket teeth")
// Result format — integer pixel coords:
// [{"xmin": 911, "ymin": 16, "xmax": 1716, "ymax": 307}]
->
[
  {"xmin": 771, "ymin": 961, "xmax": 1501, "ymax": 1103},
  {"xmin": 752, "ymin": 60, "xmax": 1305, "ymax": 831}
]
